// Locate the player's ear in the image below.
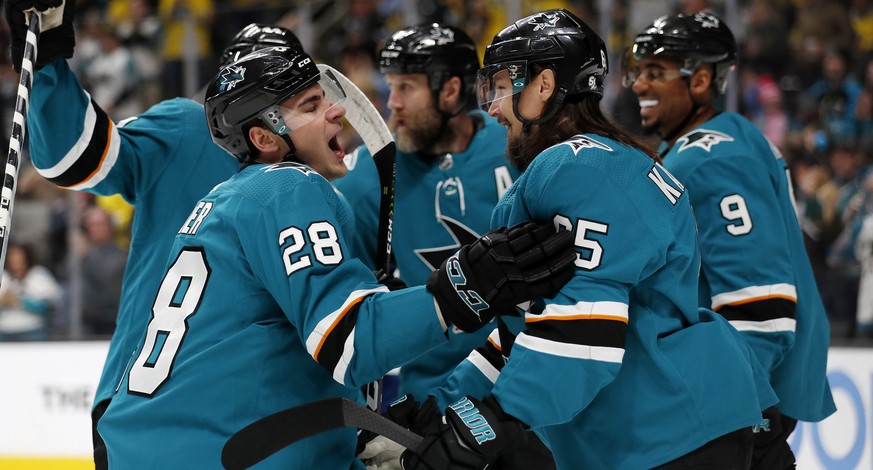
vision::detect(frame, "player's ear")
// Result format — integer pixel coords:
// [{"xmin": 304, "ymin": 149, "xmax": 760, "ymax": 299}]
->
[
  {"xmin": 249, "ymin": 126, "xmax": 281, "ymax": 153},
  {"xmin": 534, "ymin": 68, "xmax": 556, "ymax": 104},
  {"xmin": 439, "ymin": 76, "xmax": 463, "ymax": 113},
  {"xmin": 690, "ymin": 66, "xmax": 714, "ymax": 99}
]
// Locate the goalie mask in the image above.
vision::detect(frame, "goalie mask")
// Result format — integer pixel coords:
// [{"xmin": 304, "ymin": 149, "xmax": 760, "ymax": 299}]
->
[
  {"xmin": 622, "ymin": 12, "xmax": 737, "ymax": 94},
  {"xmin": 476, "ymin": 8, "xmax": 607, "ymax": 127},
  {"xmin": 220, "ymin": 23, "xmax": 302, "ymax": 67},
  {"xmin": 379, "ymin": 23, "xmax": 480, "ymax": 113},
  {"xmin": 205, "ymin": 46, "xmax": 347, "ymax": 162}
]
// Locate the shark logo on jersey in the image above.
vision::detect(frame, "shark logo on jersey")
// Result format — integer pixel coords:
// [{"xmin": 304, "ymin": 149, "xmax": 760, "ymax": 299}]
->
[
  {"xmin": 219, "ymin": 65, "xmax": 246, "ymax": 92},
  {"xmin": 563, "ymin": 135, "xmax": 613, "ymax": 155},
  {"xmin": 676, "ymin": 129, "xmax": 734, "ymax": 153},
  {"xmin": 415, "ymin": 216, "xmax": 480, "ymax": 271},
  {"xmin": 529, "ymin": 12, "xmax": 560, "ymax": 31}
]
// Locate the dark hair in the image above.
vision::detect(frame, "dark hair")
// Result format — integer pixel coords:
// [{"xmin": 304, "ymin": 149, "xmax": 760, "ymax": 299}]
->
[{"xmin": 518, "ymin": 70, "xmax": 657, "ymax": 168}]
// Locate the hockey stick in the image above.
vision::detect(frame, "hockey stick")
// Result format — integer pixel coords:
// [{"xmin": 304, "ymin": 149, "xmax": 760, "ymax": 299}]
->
[
  {"xmin": 221, "ymin": 397, "xmax": 422, "ymax": 470},
  {"xmin": 0, "ymin": 11, "xmax": 41, "ymax": 289},
  {"xmin": 319, "ymin": 64, "xmax": 395, "ymax": 413}
]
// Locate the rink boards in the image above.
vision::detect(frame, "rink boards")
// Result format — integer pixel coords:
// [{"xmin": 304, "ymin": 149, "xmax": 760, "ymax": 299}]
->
[{"xmin": 0, "ymin": 341, "xmax": 869, "ymax": 469}]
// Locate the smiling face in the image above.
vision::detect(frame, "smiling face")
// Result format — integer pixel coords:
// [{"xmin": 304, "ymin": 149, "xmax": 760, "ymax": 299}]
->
[
  {"xmin": 629, "ymin": 56, "xmax": 693, "ymax": 136},
  {"xmin": 484, "ymin": 68, "xmax": 550, "ymax": 169}
]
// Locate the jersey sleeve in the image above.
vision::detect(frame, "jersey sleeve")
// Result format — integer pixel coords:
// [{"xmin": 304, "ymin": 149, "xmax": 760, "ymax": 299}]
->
[
  {"xmin": 683, "ymin": 155, "xmax": 796, "ymax": 372},
  {"xmin": 27, "ymin": 59, "xmax": 195, "ymax": 202},
  {"xmin": 332, "ymin": 145, "xmax": 381, "ymax": 269},
  {"xmin": 237, "ymin": 169, "xmax": 448, "ymax": 388},
  {"xmin": 490, "ymin": 150, "xmax": 663, "ymax": 428}
]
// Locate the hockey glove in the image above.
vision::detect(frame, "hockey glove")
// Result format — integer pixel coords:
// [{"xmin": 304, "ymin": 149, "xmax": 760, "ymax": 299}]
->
[
  {"xmin": 4, "ymin": 0, "xmax": 75, "ymax": 72},
  {"xmin": 374, "ymin": 269, "xmax": 407, "ymax": 291},
  {"xmin": 400, "ymin": 395, "xmax": 527, "ymax": 470},
  {"xmin": 427, "ymin": 220, "xmax": 576, "ymax": 332},
  {"xmin": 357, "ymin": 395, "xmax": 441, "ymax": 469}
]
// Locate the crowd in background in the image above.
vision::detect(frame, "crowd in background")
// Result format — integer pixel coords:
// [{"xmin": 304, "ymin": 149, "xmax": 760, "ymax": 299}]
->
[{"xmin": 0, "ymin": 0, "xmax": 871, "ymax": 344}]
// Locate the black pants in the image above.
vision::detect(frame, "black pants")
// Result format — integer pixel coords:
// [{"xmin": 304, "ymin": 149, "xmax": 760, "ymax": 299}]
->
[
  {"xmin": 751, "ymin": 406, "xmax": 797, "ymax": 470},
  {"xmin": 653, "ymin": 427, "xmax": 754, "ymax": 469},
  {"xmin": 92, "ymin": 399, "xmax": 110, "ymax": 470}
]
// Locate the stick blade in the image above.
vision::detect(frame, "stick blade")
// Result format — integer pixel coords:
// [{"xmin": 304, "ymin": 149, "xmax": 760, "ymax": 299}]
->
[{"xmin": 221, "ymin": 398, "xmax": 344, "ymax": 470}]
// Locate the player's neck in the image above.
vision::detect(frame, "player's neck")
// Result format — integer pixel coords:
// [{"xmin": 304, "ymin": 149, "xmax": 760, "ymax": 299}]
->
[{"xmin": 428, "ymin": 113, "xmax": 477, "ymax": 155}]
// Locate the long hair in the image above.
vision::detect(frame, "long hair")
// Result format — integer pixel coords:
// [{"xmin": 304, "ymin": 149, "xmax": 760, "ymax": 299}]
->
[{"xmin": 518, "ymin": 90, "xmax": 658, "ymax": 169}]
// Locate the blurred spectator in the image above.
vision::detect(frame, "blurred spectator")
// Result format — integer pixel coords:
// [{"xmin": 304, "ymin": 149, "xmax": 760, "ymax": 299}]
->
[
  {"xmin": 851, "ymin": 0, "xmax": 873, "ymax": 66},
  {"xmin": 79, "ymin": 22, "xmax": 144, "ymax": 120},
  {"xmin": 110, "ymin": 0, "xmax": 164, "ymax": 107},
  {"xmin": 855, "ymin": 171, "xmax": 873, "ymax": 339},
  {"xmin": 0, "ymin": 243, "xmax": 62, "ymax": 340},
  {"xmin": 788, "ymin": 0, "xmax": 855, "ymax": 88},
  {"xmin": 77, "ymin": 206, "xmax": 127, "ymax": 337},
  {"xmin": 742, "ymin": 0, "xmax": 791, "ymax": 78},
  {"xmin": 802, "ymin": 47, "xmax": 862, "ymax": 143},
  {"xmin": 158, "ymin": 0, "xmax": 214, "ymax": 99},
  {"xmin": 314, "ymin": 0, "xmax": 388, "ymax": 64}
]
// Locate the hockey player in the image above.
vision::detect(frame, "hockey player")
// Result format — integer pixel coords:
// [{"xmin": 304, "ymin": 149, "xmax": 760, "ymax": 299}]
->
[
  {"xmin": 335, "ymin": 23, "xmax": 554, "ymax": 469},
  {"xmin": 334, "ymin": 23, "xmax": 518, "ymax": 406},
  {"xmin": 96, "ymin": 45, "xmax": 577, "ymax": 468},
  {"xmin": 396, "ymin": 9, "xmax": 778, "ymax": 470},
  {"xmin": 623, "ymin": 12, "xmax": 836, "ymax": 468},
  {"xmin": 2, "ymin": 1, "xmax": 301, "ymax": 467}
]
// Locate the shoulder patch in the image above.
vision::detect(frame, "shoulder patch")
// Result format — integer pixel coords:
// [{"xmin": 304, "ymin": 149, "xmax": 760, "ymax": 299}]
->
[
  {"xmin": 677, "ymin": 129, "xmax": 734, "ymax": 152},
  {"xmin": 562, "ymin": 135, "xmax": 613, "ymax": 155}
]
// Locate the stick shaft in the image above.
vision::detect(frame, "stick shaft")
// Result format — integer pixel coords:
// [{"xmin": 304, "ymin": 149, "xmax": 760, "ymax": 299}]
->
[{"xmin": 0, "ymin": 12, "xmax": 40, "ymax": 288}]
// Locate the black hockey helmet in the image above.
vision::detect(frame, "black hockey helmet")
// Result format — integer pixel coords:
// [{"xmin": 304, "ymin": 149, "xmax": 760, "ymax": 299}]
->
[
  {"xmin": 623, "ymin": 12, "xmax": 737, "ymax": 93},
  {"xmin": 220, "ymin": 23, "xmax": 302, "ymax": 68},
  {"xmin": 205, "ymin": 46, "xmax": 329, "ymax": 162},
  {"xmin": 379, "ymin": 23, "xmax": 480, "ymax": 112},
  {"xmin": 476, "ymin": 9, "xmax": 607, "ymax": 126}
]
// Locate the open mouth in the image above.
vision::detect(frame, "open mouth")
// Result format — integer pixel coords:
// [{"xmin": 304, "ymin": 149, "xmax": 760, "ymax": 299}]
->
[
  {"xmin": 639, "ymin": 99, "xmax": 658, "ymax": 109},
  {"xmin": 328, "ymin": 135, "xmax": 344, "ymax": 157}
]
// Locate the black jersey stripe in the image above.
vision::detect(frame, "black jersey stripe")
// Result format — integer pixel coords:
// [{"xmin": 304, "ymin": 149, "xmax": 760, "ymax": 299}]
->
[
  {"xmin": 526, "ymin": 317, "xmax": 627, "ymax": 349},
  {"xmin": 313, "ymin": 296, "xmax": 365, "ymax": 375},
  {"xmin": 475, "ymin": 339, "xmax": 508, "ymax": 372},
  {"xmin": 46, "ymin": 99, "xmax": 113, "ymax": 188},
  {"xmin": 716, "ymin": 297, "xmax": 796, "ymax": 323}
]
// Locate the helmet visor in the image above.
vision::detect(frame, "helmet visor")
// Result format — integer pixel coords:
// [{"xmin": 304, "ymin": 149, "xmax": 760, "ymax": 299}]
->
[
  {"xmin": 259, "ymin": 69, "xmax": 347, "ymax": 135},
  {"xmin": 475, "ymin": 61, "xmax": 528, "ymax": 111}
]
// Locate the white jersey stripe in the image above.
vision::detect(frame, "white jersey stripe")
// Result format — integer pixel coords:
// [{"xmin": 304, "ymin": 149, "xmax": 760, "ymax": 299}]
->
[
  {"xmin": 305, "ymin": 287, "xmax": 388, "ymax": 357},
  {"xmin": 711, "ymin": 283, "xmax": 797, "ymax": 310},
  {"xmin": 68, "ymin": 121, "xmax": 121, "ymax": 190},
  {"xmin": 466, "ymin": 349, "xmax": 501, "ymax": 384},
  {"xmin": 36, "ymin": 90, "xmax": 98, "ymax": 178},
  {"xmin": 730, "ymin": 317, "xmax": 797, "ymax": 334},
  {"xmin": 527, "ymin": 300, "xmax": 629, "ymax": 323},
  {"xmin": 333, "ymin": 326, "xmax": 356, "ymax": 384},
  {"xmin": 515, "ymin": 333, "xmax": 624, "ymax": 363}
]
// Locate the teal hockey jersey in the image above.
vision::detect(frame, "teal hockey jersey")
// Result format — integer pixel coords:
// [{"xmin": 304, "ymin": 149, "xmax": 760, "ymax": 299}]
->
[
  {"xmin": 430, "ymin": 134, "xmax": 777, "ymax": 470},
  {"xmin": 98, "ymin": 163, "xmax": 450, "ymax": 468},
  {"xmin": 334, "ymin": 111, "xmax": 519, "ymax": 400},
  {"xmin": 662, "ymin": 112, "xmax": 835, "ymax": 422},
  {"xmin": 27, "ymin": 59, "xmax": 241, "ymax": 412}
]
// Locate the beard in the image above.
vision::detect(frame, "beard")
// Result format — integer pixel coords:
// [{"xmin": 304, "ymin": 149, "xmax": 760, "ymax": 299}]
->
[{"xmin": 389, "ymin": 106, "xmax": 445, "ymax": 153}]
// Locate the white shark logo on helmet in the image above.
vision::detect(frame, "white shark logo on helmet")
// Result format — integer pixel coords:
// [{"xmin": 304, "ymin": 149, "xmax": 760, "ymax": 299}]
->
[
  {"xmin": 529, "ymin": 12, "xmax": 560, "ymax": 31},
  {"xmin": 219, "ymin": 65, "xmax": 246, "ymax": 92}
]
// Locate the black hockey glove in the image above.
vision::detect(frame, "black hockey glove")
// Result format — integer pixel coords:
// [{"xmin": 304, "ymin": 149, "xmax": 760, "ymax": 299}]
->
[
  {"xmin": 400, "ymin": 395, "xmax": 527, "ymax": 470},
  {"xmin": 4, "ymin": 0, "xmax": 75, "ymax": 72},
  {"xmin": 426, "ymin": 220, "xmax": 576, "ymax": 332},
  {"xmin": 374, "ymin": 268, "xmax": 407, "ymax": 291}
]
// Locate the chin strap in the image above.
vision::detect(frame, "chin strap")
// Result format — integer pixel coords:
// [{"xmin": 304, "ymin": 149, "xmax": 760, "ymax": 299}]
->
[{"xmin": 279, "ymin": 133, "xmax": 298, "ymax": 163}]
